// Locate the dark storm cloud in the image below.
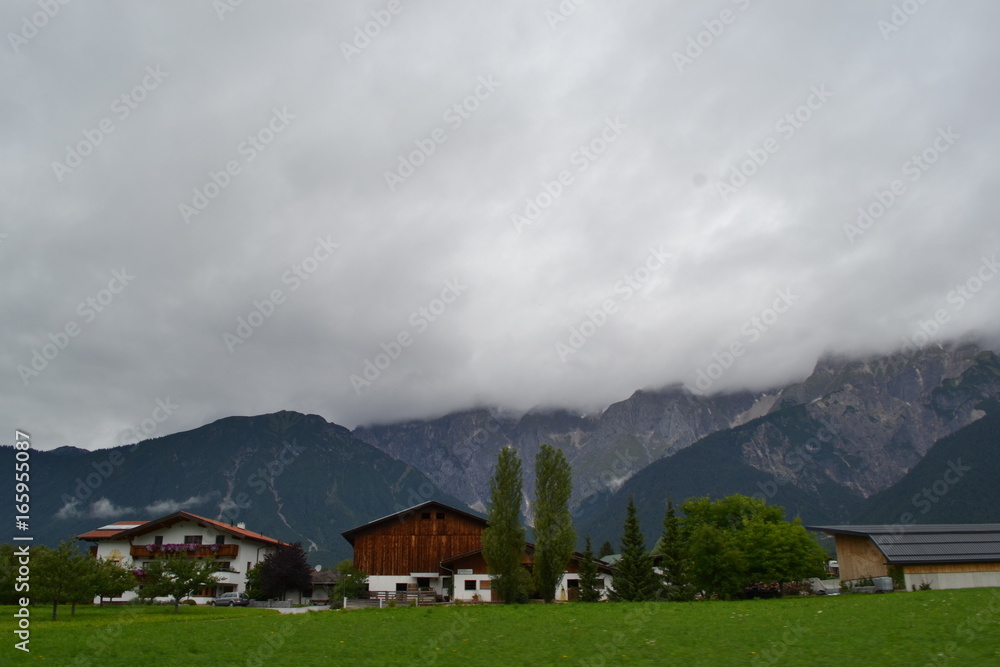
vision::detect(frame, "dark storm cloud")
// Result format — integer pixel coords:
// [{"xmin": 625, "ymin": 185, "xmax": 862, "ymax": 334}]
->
[{"xmin": 3, "ymin": 1, "xmax": 999, "ymax": 449}]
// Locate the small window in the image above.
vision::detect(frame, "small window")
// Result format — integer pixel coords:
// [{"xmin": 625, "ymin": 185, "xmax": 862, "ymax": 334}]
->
[
  {"xmin": 421, "ymin": 512, "xmax": 431, "ymax": 520},
  {"xmin": 464, "ymin": 580, "xmax": 477, "ymax": 591},
  {"xmin": 416, "ymin": 578, "xmax": 430, "ymax": 588},
  {"xmin": 215, "ymin": 535, "xmax": 225, "ymax": 545},
  {"xmin": 217, "ymin": 562, "xmax": 231, "ymax": 571},
  {"xmin": 396, "ymin": 583, "xmax": 408, "ymax": 592},
  {"xmin": 184, "ymin": 535, "xmax": 203, "ymax": 545},
  {"xmin": 480, "ymin": 579, "xmax": 491, "ymax": 590},
  {"xmin": 154, "ymin": 536, "xmax": 163, "ymax": 545},
  {"xmin": 567, "ymin": 579, "xmax": 580, "ymax": 589},
  {"xmin": 436, "ymin": 512, "xmax": 445, "ymax": 520}
]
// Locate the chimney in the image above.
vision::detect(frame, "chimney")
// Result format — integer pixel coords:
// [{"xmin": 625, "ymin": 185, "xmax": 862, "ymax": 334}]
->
[{"xmin": 236, "ymin": 522, "xmax": 246, "ymax": 530}]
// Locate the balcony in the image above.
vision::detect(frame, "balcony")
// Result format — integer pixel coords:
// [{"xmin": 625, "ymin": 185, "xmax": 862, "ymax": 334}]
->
[{"xmin": 130, "ymin": 544, "xmax": 239, "ymax": 558}]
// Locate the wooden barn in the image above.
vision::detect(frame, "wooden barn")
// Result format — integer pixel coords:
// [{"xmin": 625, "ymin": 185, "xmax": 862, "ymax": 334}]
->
[
  {"xmin": 808, "ymin": 524, "xmax": 1000, "ymax": 590},
  {"xmin": 341, "ymin": 500, "xmax": 614, "ymax": 601},
  {"xmin": 341, "ymin": 500, "xmax": 488, "ymax": 601}
]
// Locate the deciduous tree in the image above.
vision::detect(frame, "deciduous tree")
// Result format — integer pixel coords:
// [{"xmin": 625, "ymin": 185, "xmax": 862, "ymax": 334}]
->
[
  {"xmin": 482, "ymin": 446, "xmax": 527, "ymax": 603},
  {"xmin": 533, "ymin": 443, "xmax": 575, "ymax": 602},
  {"xmin": 258, "ymin": 542, "xmax": 313, "ymax": 601},
  {"xmin": 143, "ymin": 555, "xmax": 220, "ymax": 612}
]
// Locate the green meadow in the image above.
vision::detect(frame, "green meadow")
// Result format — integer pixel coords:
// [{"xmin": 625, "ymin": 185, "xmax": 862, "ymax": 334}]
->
[{"xmin": 4, "ymin": 589, "xmax": 1000, "ymax": 666}]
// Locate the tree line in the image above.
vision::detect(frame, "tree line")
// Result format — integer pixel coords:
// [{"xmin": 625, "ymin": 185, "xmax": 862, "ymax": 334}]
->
[{"xmin": 481, "ymin": 444, "xmax": 827, "ymax": 603}]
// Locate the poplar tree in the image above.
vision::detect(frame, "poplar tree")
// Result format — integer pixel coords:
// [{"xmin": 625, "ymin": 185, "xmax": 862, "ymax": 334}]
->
[
  {"xmin": 482, "ymin": 446, "xmax": 527, "ymax": 603},
  {"xmin": 533, "ymin": 443, "xmax": 575, "ymax": 602}
]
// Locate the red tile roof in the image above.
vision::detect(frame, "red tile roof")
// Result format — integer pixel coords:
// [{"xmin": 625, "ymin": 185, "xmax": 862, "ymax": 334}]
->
[{"xmin": 76, "ymin": 512, "xmax": 288, "ymax": 547}]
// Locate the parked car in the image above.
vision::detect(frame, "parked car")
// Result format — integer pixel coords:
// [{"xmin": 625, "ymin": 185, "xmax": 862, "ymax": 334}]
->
[{"xmin": 209, "ymin": 592, "xmax": 250, "ymax": 606}]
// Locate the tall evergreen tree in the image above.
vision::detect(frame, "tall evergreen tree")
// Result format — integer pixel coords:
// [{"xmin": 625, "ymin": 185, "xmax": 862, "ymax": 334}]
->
[
  {"xmin": 482, "ymin": 446, "xmax": 527, "ymax": 603},
  {"xmin": 533, "ymin": 443, "xmax": 576, "ymax": 602},
  {"xmin": 610, "ymin": 496, "xmax": 660, "ymax": 601},
  {"xmin": 657, "ymin": 498, "xmax": 694, "ymax": 601},
  {"xmin": 578, "ymin": 536, "xmax": 601, "ymax": 602}
]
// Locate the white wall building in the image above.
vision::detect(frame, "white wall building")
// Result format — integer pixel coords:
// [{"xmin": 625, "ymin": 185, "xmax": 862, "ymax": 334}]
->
[{"xmin": 78, "ymin": 510, "xmax": 289, "ymax": 603}]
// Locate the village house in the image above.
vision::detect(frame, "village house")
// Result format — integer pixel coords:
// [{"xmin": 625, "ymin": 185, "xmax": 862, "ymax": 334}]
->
[
  {"xmin": 341, "ymin": 500, "xmax": 614, "ymax": 602},
  {"xmin": 808, "ymin": 524, "xmax": 1000, "ymax": 590},
  {"xmin": 77, "ymin": 510, "xmax": 289, "ymax": 603}
]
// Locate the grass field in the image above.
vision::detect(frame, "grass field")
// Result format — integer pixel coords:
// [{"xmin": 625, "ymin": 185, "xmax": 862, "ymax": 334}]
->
[{"xmin": 4, "ymin": 589, "xmax": 1000, "ymax": 665}]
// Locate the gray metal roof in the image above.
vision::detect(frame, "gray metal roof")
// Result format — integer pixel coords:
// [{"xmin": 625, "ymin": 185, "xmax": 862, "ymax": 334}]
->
[{"xmin": 807, "ymin": 524, "xmax": 1000, "ymax": 565}]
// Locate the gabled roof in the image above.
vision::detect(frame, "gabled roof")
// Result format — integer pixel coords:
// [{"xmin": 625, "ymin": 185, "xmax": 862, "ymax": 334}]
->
[
  {"xmin": 77, "ymin": 521, "xmax": 148, "ymax": 541},
  {"xmin": 77, "ymin": 511, "xmax": 289, "ymax": 547},
  {"xmin": 807, "ymin": 524, "xmax": 1000, "ymax": 565},
  {"xmin": 341, "ymin": 500, "xmax": 488, "ymax": 545}
]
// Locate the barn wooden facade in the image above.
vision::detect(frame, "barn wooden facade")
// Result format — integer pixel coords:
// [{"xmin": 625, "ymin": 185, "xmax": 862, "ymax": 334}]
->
[
  {"xmin": 343, "ymin": 501, "xmax": 487, "ymax": 576},
  {"xmin": 809, "ymin": 524, "xmax": 1000, "ymax": 590},
  {"xmin": 341, "ymin": 500, "xmax": 614, "ymax": 601}
]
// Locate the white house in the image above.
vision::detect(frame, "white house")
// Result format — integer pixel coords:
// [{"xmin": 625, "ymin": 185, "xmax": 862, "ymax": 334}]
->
[{"xmin": 77, "ymin": 510, "xmax": 289, "ymax": 603}]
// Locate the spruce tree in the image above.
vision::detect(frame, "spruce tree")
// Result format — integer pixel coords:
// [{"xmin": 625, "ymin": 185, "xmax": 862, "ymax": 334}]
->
[
  {"xmin": 610, "ymin": 496, "xmax": 659, "ymax": 601},
  {"xmin": 597, "ymin": 541, "xmax": 615, "ymax": 559},
  {"xmin": 578, "ymin": 536, "xmax": 601, "ymax": 602},
  {"xmin": 657, "ymin": 498, "xmax": 693, "ymax": 601},
  {"xmin": 482, "ymin": 446, "xmax": 527, "ymax": 603},
  {"xmin": 533, "ymin": 443, "xmax": 576, "ymax": 602}
]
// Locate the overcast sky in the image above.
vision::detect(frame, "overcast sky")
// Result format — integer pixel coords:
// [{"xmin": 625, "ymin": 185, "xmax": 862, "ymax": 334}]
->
[{"xmin": 4, "ymin": 1, "xmax": 1000, "ymax": 451}]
